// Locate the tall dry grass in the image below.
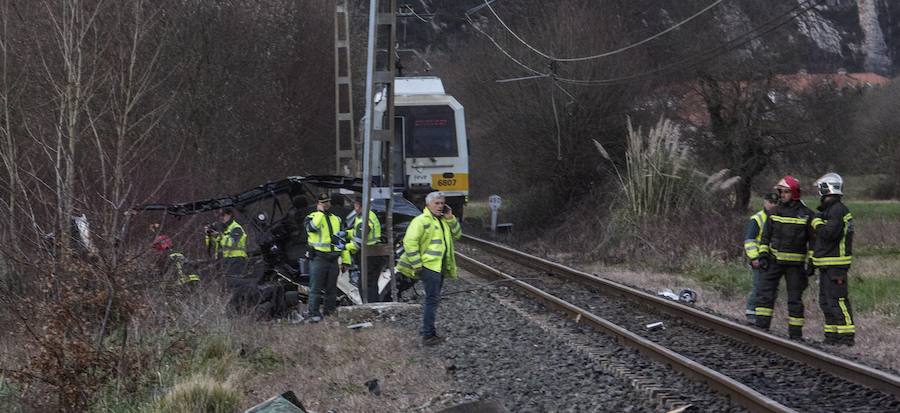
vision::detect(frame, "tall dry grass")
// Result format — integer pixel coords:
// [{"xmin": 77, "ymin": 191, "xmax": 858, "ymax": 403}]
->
[{"xmin": 594, "ymin": 117, "xmax": 737, "ymax": 219}]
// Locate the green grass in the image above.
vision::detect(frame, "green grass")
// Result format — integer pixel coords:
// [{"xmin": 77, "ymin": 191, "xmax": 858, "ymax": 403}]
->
[
  {"xmin": 683, "ymin": 253, "xmax": 752, "ymax": 297},
  {"xmin": 850, "ymin": 276, "xmax": 900, "ymax": 318}
]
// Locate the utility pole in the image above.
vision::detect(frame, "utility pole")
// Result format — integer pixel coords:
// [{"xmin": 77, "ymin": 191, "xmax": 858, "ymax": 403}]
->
[
  {"xmin": 360, "ymin": 0, "xmax": 397, "ymax": 303},
  {"xmin": 334, "ymin": 0, "xmax": 356, "ymax": 175}
]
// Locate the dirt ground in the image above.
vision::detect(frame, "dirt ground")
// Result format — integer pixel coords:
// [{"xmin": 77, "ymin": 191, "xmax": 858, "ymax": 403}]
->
[{"xmin": 236, "ymin": 308, "xmax": 451, "ymax": 412}]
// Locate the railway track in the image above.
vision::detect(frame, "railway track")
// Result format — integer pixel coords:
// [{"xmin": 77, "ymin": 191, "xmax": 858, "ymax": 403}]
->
[{"xmin": 457, "ymin": 234, "xmax": 900, "ymax": 413}]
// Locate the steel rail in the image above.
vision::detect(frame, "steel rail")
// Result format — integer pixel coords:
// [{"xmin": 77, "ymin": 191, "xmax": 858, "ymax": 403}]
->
[
  {"xmin": 457, "ymin": 251, "xmax": 795, "ymax": 413},
  {"xmin": 460, "ymin": 234, "xmax": 900, "ymax": 399}
]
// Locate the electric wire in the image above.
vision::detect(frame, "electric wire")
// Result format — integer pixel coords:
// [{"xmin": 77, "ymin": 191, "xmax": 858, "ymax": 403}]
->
[
  {"xmin": 480, "ymin": 0, "xmax": 726, "ymax": 62},
  {"xmin": 468, "ymin": 0, "xmax": 823, "ymax": 86},
  {"xmin": 553, "ymin": 0, "xmax": 824, "ymax": 85}
]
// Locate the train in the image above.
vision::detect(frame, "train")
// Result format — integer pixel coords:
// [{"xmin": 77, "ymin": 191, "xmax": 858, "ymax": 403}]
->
[{"xmin": 371, "ymin": 76, "xmax": 470, "ymax": 218}]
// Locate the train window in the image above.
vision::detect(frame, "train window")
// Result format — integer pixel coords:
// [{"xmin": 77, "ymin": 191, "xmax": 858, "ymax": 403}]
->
[{"xmin": 400, "ymin": 105, "xmax": 458, "ymax": 158}]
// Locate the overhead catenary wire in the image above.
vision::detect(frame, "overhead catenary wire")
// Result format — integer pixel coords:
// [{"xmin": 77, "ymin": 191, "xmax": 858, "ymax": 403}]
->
[
  {"xmin": 553, "ymin": 0, "xmax": 825, "ymax": 85},
  {"xmin": 479, "ymin": 0, "xmax": 726, "ymax": 62},
  {"xmin": 468, "ymin": 0, "xmax": 824, "ymax": 87}
]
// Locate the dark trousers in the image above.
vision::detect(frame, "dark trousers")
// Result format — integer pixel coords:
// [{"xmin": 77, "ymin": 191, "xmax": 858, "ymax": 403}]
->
[
  {"xmin": 308, "ymin": 254, "xmax": 339, "ymax": 316},
  {"xmin": 755, "ymin": 262, "xmax": 808, "ymax": 336},
  {"xmin": 819, "ymin": 267, "xmax": 855, "ymax": 339},
  {"xmin": 745, "ymin": 268, "xmax": 762, "ymax": 315},
  {"xmin": 223, "ymin": 257, "xmax": 247, "ymax": 277},
  {"xmin": 354, "ymin": 254, "xmax": 386, "ymax": 303},
  {"xmin": 420, "ymin": 268, "xmax": 444, "ymax": 337}
]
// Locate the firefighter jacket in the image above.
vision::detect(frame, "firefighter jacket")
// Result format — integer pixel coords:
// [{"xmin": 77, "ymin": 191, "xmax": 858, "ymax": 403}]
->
[
  {"xmin": 305, "ymin": 210, "xmax": 344, "ymax": 255},
  {"xmin": 397, "ymin": 208, "xmax": 461, "ymax": 279},
  {"xmin": 168, "ymin": 252, "xmax": 201, "ymax": 285},
  {"xmin": 219, "ymin": 219, "xmax": 247, "ymax": 258},
  {"xmin": 759, "ymin": 200, "xmax": 814, "ymax": 265},
  {"xmin": 743, "ymin": 209, "xmax": 768, "ymax": 260},
  {"xmin": 342, "ymin": 210, "xmax": 382, "ymax": 265},
  {"xmin": 811, "ymin": 197, "xmax": 853, "ymax": 268}
]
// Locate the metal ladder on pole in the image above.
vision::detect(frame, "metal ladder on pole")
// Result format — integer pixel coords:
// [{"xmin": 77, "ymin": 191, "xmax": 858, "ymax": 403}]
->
[{"xmin": 334, "ymin": 0, "xmax": 356, "ymax": 176}]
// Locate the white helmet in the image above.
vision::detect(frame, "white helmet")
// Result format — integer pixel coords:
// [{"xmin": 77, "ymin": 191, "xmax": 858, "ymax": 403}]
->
[{"xmin": 814, "ymin": 172, "xmax": 843, "ymax": 196}]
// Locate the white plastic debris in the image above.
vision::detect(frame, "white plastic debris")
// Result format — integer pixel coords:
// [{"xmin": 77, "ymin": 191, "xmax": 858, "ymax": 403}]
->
[
  {"xmin": 347, "ymin": 322, "xmax": 373, "ymax": 330},
  {"xmin": 646, "ymin": 321, "xmax": 665, "ymax": 331},
  {"xmin": 657, "ymin": 288, "xmax": 679, "ymax": 301}
]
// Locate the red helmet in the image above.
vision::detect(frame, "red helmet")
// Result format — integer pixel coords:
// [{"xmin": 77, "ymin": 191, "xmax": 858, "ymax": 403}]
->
[
  {"xmin": 152, "ymin": 234, "xmax": 173, "ymax": 251},
  {"xmin": 774, "ymin": 175, "xmax": 801, "ymax": 200}
]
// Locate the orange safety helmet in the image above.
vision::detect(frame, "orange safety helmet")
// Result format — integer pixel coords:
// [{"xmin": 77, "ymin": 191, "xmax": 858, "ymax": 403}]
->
[
  {"xmin": 774, "ymin": 175, "xmax": 801, "ymax": 201},
  {"xmin": 152, "ymin": 234, "xmax": 173, "ymax": 251}
]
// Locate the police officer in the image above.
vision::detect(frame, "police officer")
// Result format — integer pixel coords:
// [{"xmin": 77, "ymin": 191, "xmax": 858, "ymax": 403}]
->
[
  {"xmin": 743, "ymin": 192, "xmax": 778, "ymax": 324},
  {"xmin": 756, "ymin": 176, "xmax": 815, "ymax": 340},
  {"xmin": 342, "ymin": 195, "xmax": 384, "ymax": 302},
  {"xmin": 397, "ymin": 191, "xmax": 462, "ymax": 346},
  {"xmin": 811, "ymin": 173, "xmax": 855, "ymax": 346},
  {"xmin": 212, "ymin": 208, "xmax": 248, "ymax": 277},
  {"xmin": 304, "ymin": 193, "xmax": 346, "ymax": 322}
]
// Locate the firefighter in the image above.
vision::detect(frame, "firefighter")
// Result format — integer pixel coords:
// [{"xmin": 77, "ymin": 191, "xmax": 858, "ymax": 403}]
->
[
  {"xmin": 397, "ymin": 191, "xmax": 462, "ymax": 346},
  {"xmin": 303, "ymin": 193, "xmax": 346, "ymax": 322},
  {"xmin": 152, "ymin": 235, "xmax": 201, "ymax": 288},
  {"xmin": 811, "ymin": 173, "xmax": 855, "ymax": 346},
  {"xmin": 743, "ymin": 192, "xmax": 778, "ymax": 324},
  {"xmin": 341, "ymin": 195, "xmax": 385, "ymax": 303},
  {"xmin": 756, "ymin": 176, "xmax": 815, "ymax": 340}
]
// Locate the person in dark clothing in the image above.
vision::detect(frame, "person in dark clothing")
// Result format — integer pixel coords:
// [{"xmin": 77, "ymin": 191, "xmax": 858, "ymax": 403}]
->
[
  {"xmin": 756, "ymin": 176, "xmax": 815, "ymax": 340},
  {"xmin": 742, "ymin": 192, "xmax": 779, "ymax": 324},
  {"xmin": 811, "ymin": 173, "xmax": 855, "ymax": 346}
]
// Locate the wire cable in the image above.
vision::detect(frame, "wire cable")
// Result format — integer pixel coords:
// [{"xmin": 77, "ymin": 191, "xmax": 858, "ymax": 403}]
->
[
  {"xmin": 465, "ymin": 13, "xmax": 545, "ymax": 77},
  {"xmin": 479, "ymin": 0, "xmax": 726, "ymax": 62},
  {"xmin": 553, "ymin": 0, "xmax": 824, "ymax": 85}
]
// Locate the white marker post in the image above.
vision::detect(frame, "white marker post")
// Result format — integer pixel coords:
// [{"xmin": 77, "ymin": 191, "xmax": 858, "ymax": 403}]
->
[{"xmin": 488, "ymin": 195, "xmax": 502, "ymax": 233}]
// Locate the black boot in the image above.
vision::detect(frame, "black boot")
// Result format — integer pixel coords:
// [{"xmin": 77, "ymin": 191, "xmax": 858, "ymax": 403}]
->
[
  {"xmin": 755, "ymin": 315, "xmax": 771, "ymax": 330},
  {"xmin": 823, "ymin": 332, "xmax": 840, "ymax": 345},
  {"xmin": 789, "ymin": 325, "xmax": 803, "ymax": 341},
  {"xmin": 839, "ymin": 334, "xmax": 855, "ymax": 347}
]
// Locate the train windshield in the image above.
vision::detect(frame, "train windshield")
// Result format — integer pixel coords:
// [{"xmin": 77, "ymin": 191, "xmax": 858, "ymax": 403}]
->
[{"xmin": 400, "ymin": 105, "xmax": 458, "ymax": 158}]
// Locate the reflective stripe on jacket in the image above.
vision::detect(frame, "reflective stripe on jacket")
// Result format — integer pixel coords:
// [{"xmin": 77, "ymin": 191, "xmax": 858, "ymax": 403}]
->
[
  {"xmin": 169, "ymin": 252, "xmax": 201, "ymax": 285},
  {"xmin": 305, "ymin": 210, "xmax": 343, "ymax": 253},
  {"xmin": 759, "ymin": 201, "xmax": 814, "ymax": 264},
  {"xmin": 397, "ymin": 209, "xmax": 462, "ymax": 279},
  {"xmin": 811, "ymin": 199, "xmax": 853, "ymax": 267},
  {"xmin": 343, "ymin": 210, "xmax": 382, "ymax": 265},
  {"xmin": 219, "ymin": 219, "xmax": 247, "ymax": 258},
  {"xmin": 744, "ymin": 210, "xmax": 767, "ymax": 260}
]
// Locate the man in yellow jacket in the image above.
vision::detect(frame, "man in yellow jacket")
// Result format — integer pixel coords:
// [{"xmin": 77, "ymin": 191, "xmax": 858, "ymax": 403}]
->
[{"xmin": 398, "ymin": 191, "xmax": 462, "ymax": 346}]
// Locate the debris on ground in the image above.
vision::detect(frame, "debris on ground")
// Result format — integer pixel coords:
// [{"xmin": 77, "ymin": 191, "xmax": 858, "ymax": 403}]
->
[
  {"xmin": 244, "ymin": 391, "xmax": 307, "ymax": 413},
  {"xmin": 347, "ymin": 322, "xmax": 373, "ymax": 329},
  {"xmin": 646, "ymin": 321, "xmax": 665, "ymax": 331},
  {"xmin": 365, "ymin": 378, "xmax": 381, "ymax": 396}
]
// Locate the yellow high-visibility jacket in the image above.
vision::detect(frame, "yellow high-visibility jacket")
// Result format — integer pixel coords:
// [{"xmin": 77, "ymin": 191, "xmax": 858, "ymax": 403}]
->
[
  {"xmin": 397, "ymin": 209, "xmax": 461, "ymax": 279},
  {"xmin": 219, "ymin": 219, "xmax": 247, "ymax": 258},
  {"xmin": 342, "ymin": 210, "xmax": 382, "ymax": 265}
]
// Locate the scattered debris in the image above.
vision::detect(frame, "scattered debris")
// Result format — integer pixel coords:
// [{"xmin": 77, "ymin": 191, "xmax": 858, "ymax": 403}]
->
[
  {"xmin": 348, "ymin": 321, "xmax": 373, "ymax": 329},
  {"xmin": 657, "ymin": 288, "xmax": 698, "ymax": 305},
  {"xmin": 365, "ymin": 378, "xmax": 381, "ymax": 396},
  {"xmin": 645, "ymin": 321, "xmax": 665, "ymax": 331},
  {"xmin": 678, "ymin": 289, "xmax": 697, "ymax": 304},
  {"xmin": 244, "ymin": 391, "xmax": 307, "ymax": 413},
  {"xmin": 657, "ymin": 288, "xmax": 678, "ymax": 300}
]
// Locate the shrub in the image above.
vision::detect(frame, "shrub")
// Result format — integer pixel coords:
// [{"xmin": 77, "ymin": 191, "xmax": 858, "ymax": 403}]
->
[{"xmin": 158, "ymin": 374, "xmax": 242, "ymax": 413}]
